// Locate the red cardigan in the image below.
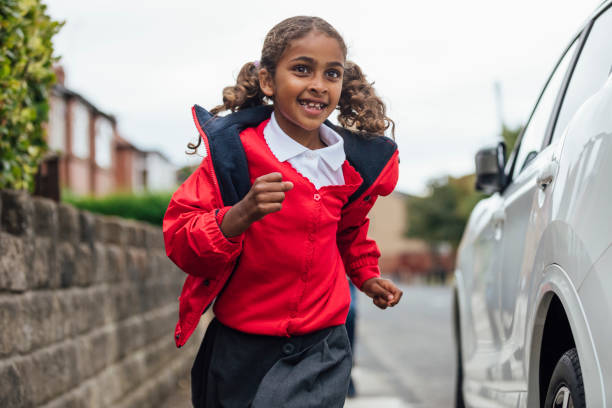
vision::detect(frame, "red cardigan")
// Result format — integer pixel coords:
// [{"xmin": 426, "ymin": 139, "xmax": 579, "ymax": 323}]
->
[{"xmin": 164, "ymin": 116, "xmax": 399, "ymax": 347}]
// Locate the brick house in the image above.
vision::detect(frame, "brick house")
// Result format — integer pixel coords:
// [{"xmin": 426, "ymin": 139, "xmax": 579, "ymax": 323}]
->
[
  {"xmin": 45, "ymin": 68, "xmax": 178, "ymax": 196},
  {"xmin": 114, "ymin": 136, "xmax": 146, "ymax": 193},
  {"xmin": 114, "ymin": 139, "xmax": 178, "ymax": 193},
  {"xmin": 47, "ymin": 82, "xmax": 118, "ymax": 196}
]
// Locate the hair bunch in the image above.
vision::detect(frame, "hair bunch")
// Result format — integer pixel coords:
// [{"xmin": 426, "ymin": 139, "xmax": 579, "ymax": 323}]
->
[
  {"xmin": 338, "ymin": 61, "xmax": 395, "ymax": 138},
  {"xmin": 209, "ymin": 62, "xmax": 267, "ymax": 115}
]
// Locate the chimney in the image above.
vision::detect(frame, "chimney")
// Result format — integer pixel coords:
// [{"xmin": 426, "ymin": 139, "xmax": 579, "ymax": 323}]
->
[{"xmin": 54, "ymin": 65, "xmax": 65, "ymax": 86}]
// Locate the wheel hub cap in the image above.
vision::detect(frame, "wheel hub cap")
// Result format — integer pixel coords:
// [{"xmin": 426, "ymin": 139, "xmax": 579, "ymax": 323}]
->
[{"xmin": 553, "ymin": 386, "xmax": 573, "ymax": 408}]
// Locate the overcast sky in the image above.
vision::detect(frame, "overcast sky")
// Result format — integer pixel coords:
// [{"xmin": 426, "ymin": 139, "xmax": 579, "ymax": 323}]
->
[{"xmin": 45, "ymin": 0, "xmax": 602, "ymax": 194}]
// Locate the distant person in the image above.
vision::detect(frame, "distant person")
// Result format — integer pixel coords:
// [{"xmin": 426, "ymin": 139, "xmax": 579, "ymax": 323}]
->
[
  {"xmin": 345, "ymin": 281, "xmax": 358, "ymax": 397},
  {"xmin": 163, "ymin": 16, "xmax": 403, "ymax": 408}
]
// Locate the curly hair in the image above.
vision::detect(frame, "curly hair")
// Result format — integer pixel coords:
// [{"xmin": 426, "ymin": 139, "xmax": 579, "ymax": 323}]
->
[
  {"xmin": 338, "ymin": 61, "xmax": 395, "ymax": 138},
  {"xmin": 188, "ymin": 16, "xmax": 394, "ymax": 153}
]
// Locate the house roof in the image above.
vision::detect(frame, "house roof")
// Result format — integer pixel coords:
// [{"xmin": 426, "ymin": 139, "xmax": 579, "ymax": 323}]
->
[{"xmin": 52, "ymin": 84, "xmax": 117, "ymax": 124}]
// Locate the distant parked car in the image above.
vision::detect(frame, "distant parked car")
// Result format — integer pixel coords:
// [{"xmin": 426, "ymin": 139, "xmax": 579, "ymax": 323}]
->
[{"xmin": 453, "ymin": 2, "xmax": 612, "ymax": 407}]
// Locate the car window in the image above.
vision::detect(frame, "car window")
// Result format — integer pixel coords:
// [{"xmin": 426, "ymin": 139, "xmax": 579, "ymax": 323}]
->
[
  {"xmin": 552, "ymin": 6, "xmax": 612, "ymax": 141},
  {"xmin": 512, "ymin": 39, "xmax": 578, "ymax": 176}
]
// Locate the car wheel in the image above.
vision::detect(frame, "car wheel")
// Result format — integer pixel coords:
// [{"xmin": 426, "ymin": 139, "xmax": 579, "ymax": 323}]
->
[{"xmin": 544, "ymin": 348, "xmax": 585, "ymax": 408}]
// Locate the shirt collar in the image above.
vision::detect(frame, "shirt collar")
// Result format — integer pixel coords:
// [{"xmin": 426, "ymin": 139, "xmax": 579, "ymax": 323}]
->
[
  {"xmin": 264, "ymin": 112, "xmax": 345, "ymax": 171},
  {"xmin": 318, "ymin": 122, "xmax": 345, "ymax": 171}
]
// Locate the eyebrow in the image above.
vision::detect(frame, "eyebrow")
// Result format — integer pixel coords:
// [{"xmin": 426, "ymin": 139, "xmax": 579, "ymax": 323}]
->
[{"xmin": 289, "ymin": 56, "xmax": 344, "ymax": 68}]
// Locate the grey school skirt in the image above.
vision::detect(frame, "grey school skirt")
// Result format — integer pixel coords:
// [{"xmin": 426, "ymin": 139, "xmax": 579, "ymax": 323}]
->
[{"xmin": 191, "ymin": 319, "xmax": 352, "ymax": 408}]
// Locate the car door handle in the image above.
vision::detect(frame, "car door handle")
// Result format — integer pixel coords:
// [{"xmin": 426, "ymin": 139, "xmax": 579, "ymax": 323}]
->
[
  {"xmin": 492, "ymin": 209, "xmax": 506, "ymax": 223},
  {"xmin": 492, "ymin": 209, "xmax": 505, "ymax": 240},
  {"xmin": 536, "ymin": 161, "xmax": 559, "ymax": 190}
]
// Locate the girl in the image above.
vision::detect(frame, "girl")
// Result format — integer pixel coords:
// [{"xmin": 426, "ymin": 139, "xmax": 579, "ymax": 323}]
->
[{"xmin": 163, "ymin": 16, "xmax": 403, "ymax": 408}]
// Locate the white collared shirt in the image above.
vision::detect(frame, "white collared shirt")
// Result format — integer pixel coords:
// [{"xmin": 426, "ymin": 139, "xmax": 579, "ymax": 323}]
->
[{"xmin": 263, "ymin": 113, "xmax": 346, "ymax": 189}]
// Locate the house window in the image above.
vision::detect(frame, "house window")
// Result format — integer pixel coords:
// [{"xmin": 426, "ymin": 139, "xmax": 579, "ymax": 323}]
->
[
  {"xmin": 72, "ymin": 102, "xmax": 90, "ymax": 159},
  {"xmin": 95, "ymin": 117, "xmax": 113, "ymax": 168}
]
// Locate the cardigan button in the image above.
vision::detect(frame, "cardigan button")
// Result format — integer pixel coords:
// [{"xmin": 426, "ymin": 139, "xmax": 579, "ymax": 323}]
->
[
  {"xmin": 282, "ymin": 343, "xmax": 296, "ymax": 355},
  {"xmin": 313, "ymin": 193, "xmax": 321, "ymax": 201},
  {"xmin": 203, "ymin": 279, "xmax": 210, "ymax": 286}
]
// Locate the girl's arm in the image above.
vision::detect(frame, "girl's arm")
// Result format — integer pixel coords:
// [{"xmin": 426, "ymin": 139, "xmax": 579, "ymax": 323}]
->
[
  {"xmin": 337, "ymin": 207, "xmax": 403, "ymax": 309},
  {"xmin": 337, "ymin": 154, "xmax": 402, "ymax": 308},
  {"xmin": 163, "ymin": 160, "xmax": 243, "ymax": 277},
  {"xmin": 163, "ymin": 165, "xmax": 293, "ymax": 277},
  {"xmin": 337, "ymin": 210, "xmax": 380, "ymax": 289}
]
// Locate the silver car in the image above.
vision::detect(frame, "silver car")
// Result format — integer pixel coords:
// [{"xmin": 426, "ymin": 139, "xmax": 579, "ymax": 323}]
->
[{"xmin": 453, "ymin": 1, "xmax": 612, "ymax": 407}]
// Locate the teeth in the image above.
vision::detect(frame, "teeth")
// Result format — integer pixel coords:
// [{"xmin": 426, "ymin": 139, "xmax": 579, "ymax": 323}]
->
[{"xmin": 300, "ymin": 100, "xmax": 325, "ymax": 109}]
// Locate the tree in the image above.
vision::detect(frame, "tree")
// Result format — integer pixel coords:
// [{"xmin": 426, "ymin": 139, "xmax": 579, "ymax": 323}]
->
[
  {"xmin": 502, "ymin": 124, "xmax": 522, "ymax": 160},
  {"xmin": 406, "ymin": 174, "xmax": 485, "ymax": 249},
  {"xmin": 0, "ymin": 0, "xmax": 62, "ymax": 190}
]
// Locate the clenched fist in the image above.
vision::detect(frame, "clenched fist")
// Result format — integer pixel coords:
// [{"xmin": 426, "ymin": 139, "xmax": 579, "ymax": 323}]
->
[
  {"xmin": 361, "ymin": 277, "xmax": 403, "ymax": 309},
  {"xmin": 220, "ymin": 172, "xmax": 294, "ymax": 237}
]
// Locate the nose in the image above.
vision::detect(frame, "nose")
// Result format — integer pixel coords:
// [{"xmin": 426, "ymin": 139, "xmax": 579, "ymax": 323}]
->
[{"xmin": 309, "ymin": 73, "xmax": 327, "ymax": 95}]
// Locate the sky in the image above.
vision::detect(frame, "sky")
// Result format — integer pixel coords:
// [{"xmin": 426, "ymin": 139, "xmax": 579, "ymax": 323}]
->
[{"xmin": 44, "ymin": 0, "xmax": 603, "ymax": 195}]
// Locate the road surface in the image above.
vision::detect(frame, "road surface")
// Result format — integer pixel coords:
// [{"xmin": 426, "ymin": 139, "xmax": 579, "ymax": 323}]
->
[{"xmin": 345, "ymin": 283, "xmax": 456, "ymax": 408}]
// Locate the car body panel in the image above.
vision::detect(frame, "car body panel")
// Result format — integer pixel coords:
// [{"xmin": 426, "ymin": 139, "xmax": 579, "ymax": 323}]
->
[{"xmin": 579, "ymin": 246, "xmax": 612, "ymax": 406}]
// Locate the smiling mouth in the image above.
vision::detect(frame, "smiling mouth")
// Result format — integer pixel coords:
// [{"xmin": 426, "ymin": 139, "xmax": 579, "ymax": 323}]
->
[{"xmin": 298, "ymin": 99, "xmax": 328, "ymax": 110}]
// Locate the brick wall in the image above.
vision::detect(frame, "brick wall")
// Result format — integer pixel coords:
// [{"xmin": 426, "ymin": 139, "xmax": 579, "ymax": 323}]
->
[{"xmin": 0, "ymin": 190, "xmax": 201, "ymax": 408}]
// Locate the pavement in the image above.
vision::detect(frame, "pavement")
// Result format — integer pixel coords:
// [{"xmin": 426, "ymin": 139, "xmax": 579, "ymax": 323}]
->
[
  {"xmin": 344, "ymin": 283, "xmax": 455, "ymax": 408},
  {"xmin": 162, "ymin": 283, "xmax": 455, "ymax": 408},
  {"xmin": 344, "ymin": 366, "xmax": 413, "ymax": 408}
]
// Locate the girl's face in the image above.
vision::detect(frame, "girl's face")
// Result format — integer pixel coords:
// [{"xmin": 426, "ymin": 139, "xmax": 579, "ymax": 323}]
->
[{"xmin": 259, "ymin": 31, "xmax": 345, "ymax": 142}]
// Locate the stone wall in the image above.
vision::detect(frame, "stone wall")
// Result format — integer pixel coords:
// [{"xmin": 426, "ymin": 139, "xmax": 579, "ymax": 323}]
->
[{"xmin": 0, "ymin": 190, "xmax": 201, "ymax": 408}]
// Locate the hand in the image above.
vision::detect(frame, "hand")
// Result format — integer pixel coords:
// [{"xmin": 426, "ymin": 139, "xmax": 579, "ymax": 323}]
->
[
  {"xmin": 221, "ymin": 172, "xmax": 293, "ymax": 237},
  {"xmin": 361, "ymin": 278, "xmax": 403, "ymax": 309}
]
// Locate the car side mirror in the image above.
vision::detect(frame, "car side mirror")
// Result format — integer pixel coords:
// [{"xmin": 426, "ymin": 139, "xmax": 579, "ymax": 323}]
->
[{"xmin": 475, "ymin": 142, "xmax": 506, "ymax": 194}]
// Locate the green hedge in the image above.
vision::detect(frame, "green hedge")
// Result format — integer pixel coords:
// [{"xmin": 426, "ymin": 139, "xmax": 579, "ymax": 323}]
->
[
  {"xmin": 0, "ymin": 0, "xmax": 62, "ymax": 190},
  {"xmin": 64, "ymin": 192, "xmax": 173, "ymax": 226}
]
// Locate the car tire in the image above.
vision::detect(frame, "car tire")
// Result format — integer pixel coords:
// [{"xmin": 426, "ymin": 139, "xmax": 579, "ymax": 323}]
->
[
  {"xmin": 544, "ymin": 348, "xmax": 586, "ymax": 408},
  {"xmin": 455, "ymin": 349, "xmax": 465, "ymax": 408},
  {"xmin": 453, "ymin": 295, "xmax": 465, "ymax": 408}
]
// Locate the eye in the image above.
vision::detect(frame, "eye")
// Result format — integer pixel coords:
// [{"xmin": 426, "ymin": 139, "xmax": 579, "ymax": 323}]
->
[
  {"xmin": 293, "ymin": 64, "xmax": 310, "ymax": 74},
  {"xmin": 326, "ymin": 69, "xmax": 342, "ymax": 80}
]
